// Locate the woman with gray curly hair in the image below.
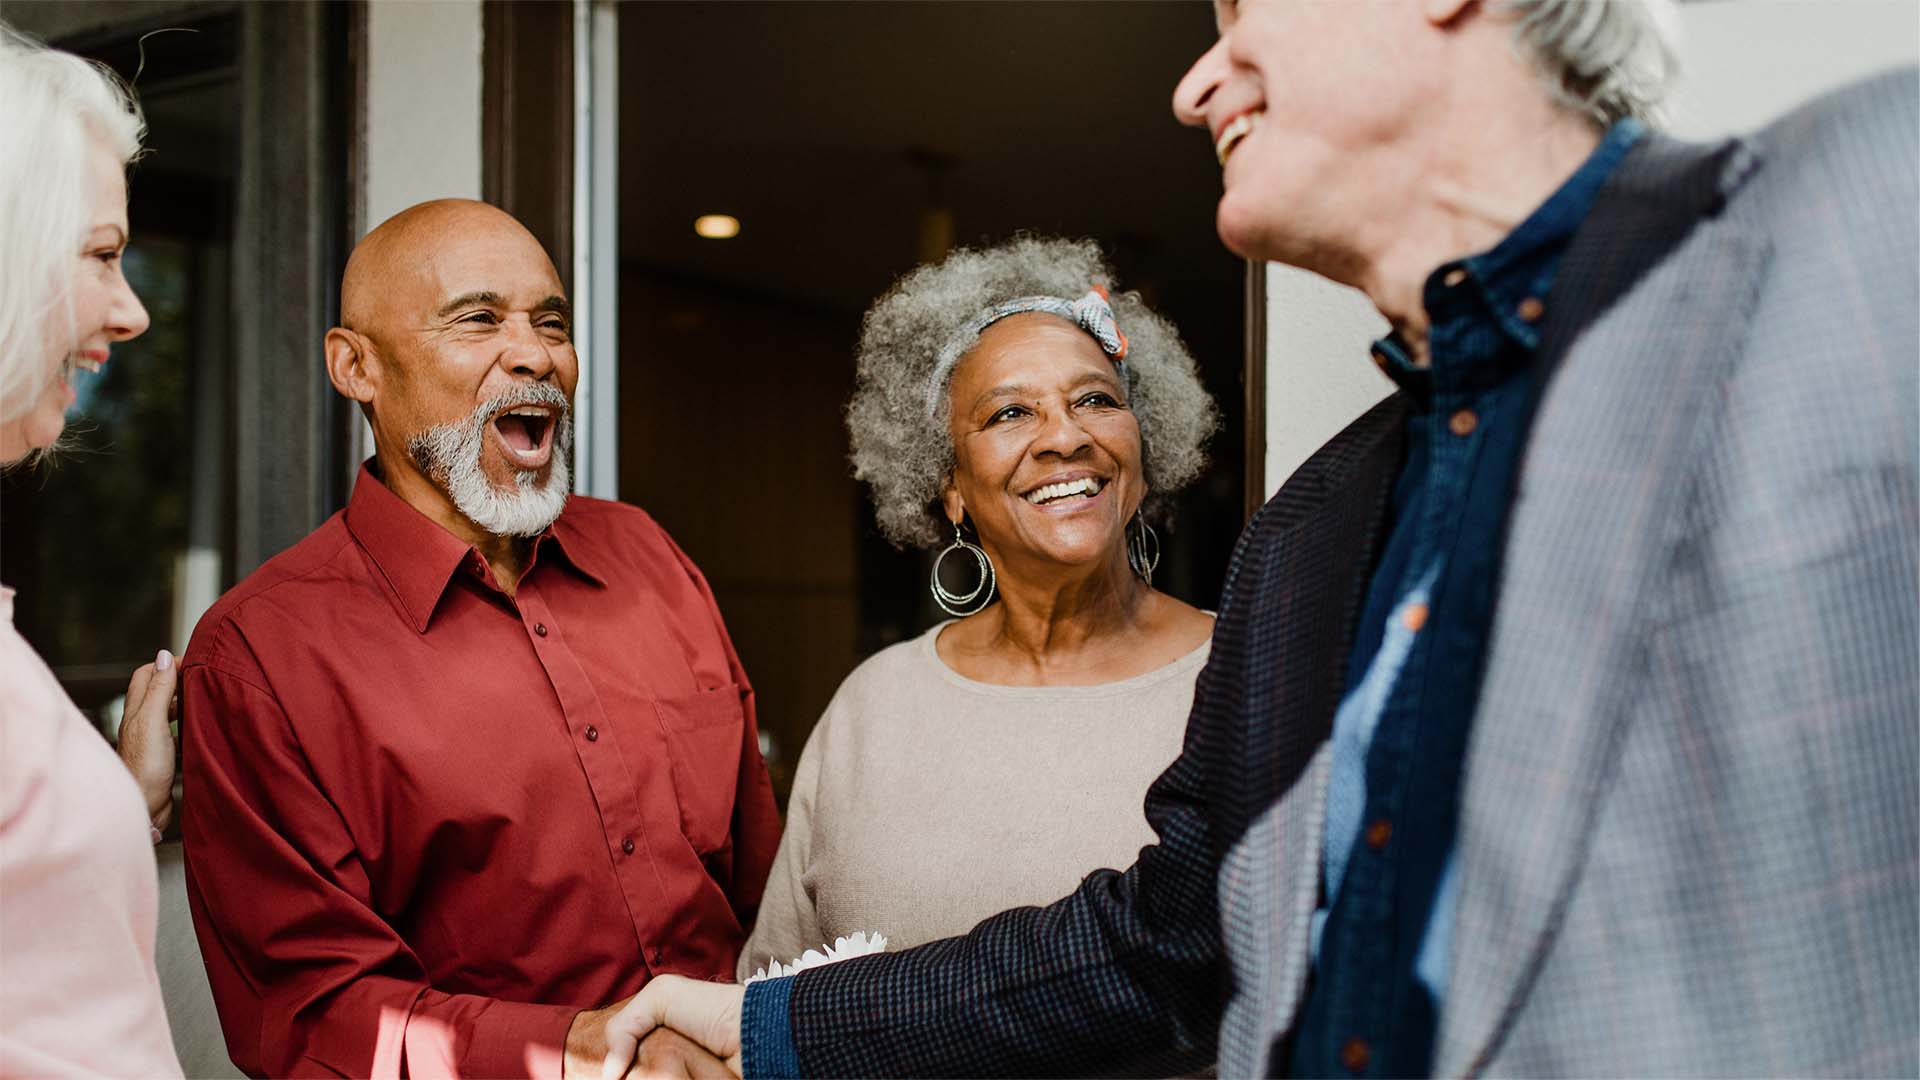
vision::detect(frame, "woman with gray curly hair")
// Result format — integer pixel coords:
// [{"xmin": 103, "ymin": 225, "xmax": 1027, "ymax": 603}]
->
[{"xmin": 740, "ymin": 236, "xmax": 1221, "ymax": 974}]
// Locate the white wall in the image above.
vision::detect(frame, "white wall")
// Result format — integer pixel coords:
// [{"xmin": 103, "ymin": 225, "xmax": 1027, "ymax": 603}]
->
[
  {"xmin": 1261, "ymin": 0, "xmax": 1920, "ymax": 496},
  {"xmin": 363, "ymin": 0, "xmax": 484, "ymax": 234}
]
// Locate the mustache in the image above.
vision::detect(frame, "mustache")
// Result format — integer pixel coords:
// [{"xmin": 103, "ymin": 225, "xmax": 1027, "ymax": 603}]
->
[{"xmin": 471, "ymin": 382, "xmax": 572, "ymax": 428}]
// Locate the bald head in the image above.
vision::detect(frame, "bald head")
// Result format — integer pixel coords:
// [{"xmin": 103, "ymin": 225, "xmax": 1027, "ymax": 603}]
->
[{"xmin": 340, "ymin": 199, "xmax": 564, "ymax": 338}]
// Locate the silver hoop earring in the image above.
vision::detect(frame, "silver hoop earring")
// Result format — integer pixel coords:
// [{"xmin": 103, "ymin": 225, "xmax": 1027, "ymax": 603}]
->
[
  {"xmin": 1127, "ymin": 511, "xmax": 1161, "ymax": 586},
  {"xmin": 930, "ymin": 521, "xmax": 996, "ymax": 617}
]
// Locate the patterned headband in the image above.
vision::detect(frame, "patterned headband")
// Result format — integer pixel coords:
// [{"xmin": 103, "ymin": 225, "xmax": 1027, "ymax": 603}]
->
[{"xmin": 924, "ymin": 285, "xmax": 1132, "ymax": 420}]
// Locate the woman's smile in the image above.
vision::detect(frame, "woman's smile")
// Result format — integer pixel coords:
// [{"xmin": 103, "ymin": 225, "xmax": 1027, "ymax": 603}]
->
[{"xmin": 1019, "ymin": 473, "xmax": 1111, "ymax": 513}]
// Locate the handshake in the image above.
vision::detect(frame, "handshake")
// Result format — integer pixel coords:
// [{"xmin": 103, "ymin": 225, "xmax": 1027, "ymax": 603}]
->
[
  {"xmin": 591, "ymin": 933, "xmax": 887, "ymax": 1078},
  {"xmin": 595, "ymin": 976, "xmax": 747, "ymax": 1080}
]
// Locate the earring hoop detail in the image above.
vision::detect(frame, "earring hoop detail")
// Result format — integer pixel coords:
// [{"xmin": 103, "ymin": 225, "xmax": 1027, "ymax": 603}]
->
[
  {"xmin": 931, "ymin": 521, "xmax": 996, "ymax": 617},
  {"xmin": 1127, "ymin": 511, "xmax": 1161, "ymax": 586}
]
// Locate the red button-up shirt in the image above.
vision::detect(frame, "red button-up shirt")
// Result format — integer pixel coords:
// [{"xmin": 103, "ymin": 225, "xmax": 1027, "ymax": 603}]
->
[{"xmin": 181, "ymin": 465, "xmax": 781, "ymax": 1079}]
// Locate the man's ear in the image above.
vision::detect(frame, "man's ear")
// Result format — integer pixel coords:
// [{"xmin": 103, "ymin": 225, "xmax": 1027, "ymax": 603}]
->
[
  {"xmin": 1422, "ymin": 0, "xmax": 1473, "ymax": 26},
  {"xmin": 324, "ymin": 327, "xmax": 379, "ymax": 407}
]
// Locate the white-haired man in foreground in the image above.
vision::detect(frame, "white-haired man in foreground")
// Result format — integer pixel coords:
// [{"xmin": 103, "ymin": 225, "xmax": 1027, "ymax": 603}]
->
[{"xmin": 608, "ymin": 1, "xmax": 1918, "ymax": 1076}]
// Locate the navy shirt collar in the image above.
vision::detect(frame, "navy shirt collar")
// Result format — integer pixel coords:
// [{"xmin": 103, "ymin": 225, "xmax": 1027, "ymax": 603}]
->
[{"xmin": 1372, "ymin": 117, "xmax": 1646, "ymax": 387}]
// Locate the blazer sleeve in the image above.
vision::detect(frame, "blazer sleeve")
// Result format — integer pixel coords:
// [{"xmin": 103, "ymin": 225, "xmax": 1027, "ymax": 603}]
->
[{"xmin": 182, "ymin": 657, "xmax": 578, "ymax": 1079}]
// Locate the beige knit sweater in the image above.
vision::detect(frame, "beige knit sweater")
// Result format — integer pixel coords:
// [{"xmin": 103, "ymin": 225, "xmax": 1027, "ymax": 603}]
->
[{"xmin": 739, "ymin": 621, "xmax": 1210, "ymax": 979}]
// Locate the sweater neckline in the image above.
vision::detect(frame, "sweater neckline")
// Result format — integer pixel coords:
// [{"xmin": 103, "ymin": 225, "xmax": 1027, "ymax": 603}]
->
[{"xmin": 917, "ymin": 618, "xmax": 1212, "ymax": 699}]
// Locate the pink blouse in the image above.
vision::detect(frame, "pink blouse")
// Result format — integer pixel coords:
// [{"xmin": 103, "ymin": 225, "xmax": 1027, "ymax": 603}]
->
[{"xmin": 0, "ymin": 585, "xmax": 181, "ymax": 1078}]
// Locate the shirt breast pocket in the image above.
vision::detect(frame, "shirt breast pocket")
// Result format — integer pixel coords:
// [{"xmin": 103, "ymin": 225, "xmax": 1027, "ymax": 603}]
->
[{"xmin": 653, "ymin": 684, "xmax": 746, "ymax": 855}]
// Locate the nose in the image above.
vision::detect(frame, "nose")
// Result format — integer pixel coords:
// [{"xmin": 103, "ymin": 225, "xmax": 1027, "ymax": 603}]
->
[
  {"xmin": 108, "ymin": 274, "xmax": 149, "ymax": 342},
  {"xmin": 499, "ymin": 315, "xmax": 559, "ymax": 379},
  {"xmin": 1173, "ymin": 35, "xmax": 1229, "ymax": 129},
  {"xmin": 1032, "ymin": 403, "xmax": 1093, "ymax": 459}
]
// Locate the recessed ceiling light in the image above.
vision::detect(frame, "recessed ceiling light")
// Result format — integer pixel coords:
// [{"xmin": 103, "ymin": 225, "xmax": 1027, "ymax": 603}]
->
[{"xmin": 694, "ymin": 214, "xmax": 740, "ymax": 240}]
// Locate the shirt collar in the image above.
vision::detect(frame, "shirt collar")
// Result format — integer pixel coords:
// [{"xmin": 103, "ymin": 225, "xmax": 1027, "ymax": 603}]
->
[
  {"xmin": 1371, "ymin": 116, "xmax": 1646, "ymax": 391},
  {"xmin": 1456, "ymin": 116, "xmax": 1645, "ymax": 349},
  {"xmin": 343, "ymin": 461, "xmax": 607, "ymax": 634}
]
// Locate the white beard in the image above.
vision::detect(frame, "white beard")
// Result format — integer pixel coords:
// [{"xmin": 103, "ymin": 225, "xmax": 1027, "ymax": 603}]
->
[{"xmin": 407, "ymin": 384, "xmax": 574, "ymax": 538}]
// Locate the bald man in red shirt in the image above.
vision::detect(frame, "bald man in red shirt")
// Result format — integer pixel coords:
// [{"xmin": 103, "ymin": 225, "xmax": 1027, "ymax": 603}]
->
[{"xmin": 181, "ymin": 200, "xmax": 780, "ymax": 1080}]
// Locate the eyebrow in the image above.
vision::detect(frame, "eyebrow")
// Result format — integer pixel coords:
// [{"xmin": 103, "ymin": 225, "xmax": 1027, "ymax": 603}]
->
[
  {"xmin": 435, "ymin": 291, "xmax": 506, "ymax": 319},
  {"xmin": 433, "ymin": 291, "xmax": 572, "ymax": 321},
  {"xmin": 89, "ymin": 224, "xmax": 127, "ymax": 246},
  {"xmin": 966, "ymin": 370, "xmax": 1125, "ymax": 415}
]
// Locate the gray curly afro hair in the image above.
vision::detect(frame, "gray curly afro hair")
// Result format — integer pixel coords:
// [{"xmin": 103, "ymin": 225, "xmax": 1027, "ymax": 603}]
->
[{"xmin": 848, "ymin": 235, "xmax": 1220, "ymax": 550}]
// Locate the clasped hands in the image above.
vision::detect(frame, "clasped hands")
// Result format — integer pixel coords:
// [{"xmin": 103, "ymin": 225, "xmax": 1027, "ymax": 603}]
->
[{"xmin": 592, "ymin": 976, "xmax": 747, "ymax": 1080}]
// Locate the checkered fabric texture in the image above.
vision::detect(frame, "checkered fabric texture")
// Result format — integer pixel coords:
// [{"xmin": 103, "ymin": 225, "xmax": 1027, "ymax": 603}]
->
[{"xmin": 785, "ymin": 68, "xmax": 1919, "ymax": 1078}]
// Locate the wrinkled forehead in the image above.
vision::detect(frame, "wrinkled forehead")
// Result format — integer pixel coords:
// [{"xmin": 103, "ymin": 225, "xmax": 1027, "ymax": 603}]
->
[
  {"xmin": 353, "ymin": 222, "xmax": 564, "ymax": 331},
  {"xmin": 412, "ymin": 228, "xmax": 563, "ymax": 310}
]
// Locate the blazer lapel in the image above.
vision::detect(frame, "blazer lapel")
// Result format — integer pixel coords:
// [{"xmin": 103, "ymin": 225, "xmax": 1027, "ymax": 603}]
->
[{"xmin": 1436, "ymin": 132, "xmax": 1773, "ymax": 1076}]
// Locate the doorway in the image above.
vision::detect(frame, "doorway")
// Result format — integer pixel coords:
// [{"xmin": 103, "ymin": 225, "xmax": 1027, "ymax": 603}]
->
[{"xmin": 615, "ymin": 2, "xmax": 1245, "ymax": 796}]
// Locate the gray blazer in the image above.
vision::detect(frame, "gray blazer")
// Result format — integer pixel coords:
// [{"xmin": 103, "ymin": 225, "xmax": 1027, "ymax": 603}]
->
[
  {"xmin": 1231, "ymin": 66, "xmax": 1920, "ymax": 1078},
  {"xmin": 782, "ymin": 68, "xmax": 1918, "ymax": 1079}
]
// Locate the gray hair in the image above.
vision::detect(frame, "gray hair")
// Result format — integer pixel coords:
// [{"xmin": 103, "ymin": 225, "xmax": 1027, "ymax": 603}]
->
[
  {"xmin": 1495, "ymin": 0, "xmax": 1683, "ymax": 127},
  {"xmin": 0, "ymin": 22, "xmax": 144, "ymax": 427},
  {"xmin": 848, "ymin": 236, "xmax": 1220, "ymax": 550}
]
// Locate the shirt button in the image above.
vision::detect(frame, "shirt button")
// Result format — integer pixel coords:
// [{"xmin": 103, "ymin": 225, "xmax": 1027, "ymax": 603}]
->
[
  {"xmin": 534, "ymin": 622, "xmax": 548, "ymax": 637},
  {"xmin": 1448, "ymin": 408, "xmax": 1478, "ymax": 437},
  {"xmin": 1365, "ymin": 818, "xmax": 1393, "ymax": 850},
  {"xmin": 585, "ymin": 726, "xmax": 599, "ymax": 742},
  {"xmin": 1341, "ymin": 1037, "xmax": 1371, "ymax": 1073},
  {"xmin": 1517, "ymin": 295, "xmax": 1545, "ymax": 322},
  {"xmin": 1441, "ymin": 267, "xmax": 1467, "ymax": 288},
  {"xmin": 621, "ymin": 837, "xmax": 635, "ymax": 855},
  {"xmin": 1401, "ymin": 602, "xmax": 1428, "ymax": 633},
  {"xmin": 651, "ymin": 947, "xmax": 665, "ymax": 964}
]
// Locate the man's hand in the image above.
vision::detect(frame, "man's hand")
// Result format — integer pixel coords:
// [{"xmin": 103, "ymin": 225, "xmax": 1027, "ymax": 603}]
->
[
  {"xmin": 620, "ymin": 1028, "xmax": 736, "ymax": 1079},
  {"xmin": 118, "ymin": 649, "xmax": 179, "ymax": 832},
  {"xmin": 600, "ymin": 975, "xmax": 745, "ymax": 1080},
  {"xmin": 565, "ymin": 995, "xmax": 633, "ymax": 1079}
]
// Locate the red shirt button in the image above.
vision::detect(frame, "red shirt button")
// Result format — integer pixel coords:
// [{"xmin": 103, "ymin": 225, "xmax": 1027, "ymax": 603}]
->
[
  {"xmin": 585, "ymin": 726, "xmax": 599, "ymax": 742},
  {"xmin": 1341, "ymin": 1037, "xmax": 1371, "ymax": 1073},
  {"xmin": 534, "ymin": 623, "xmax": 549, "ymax": 637},
  {"xmin": 621, "ymin": 837, "xmax": 635, "ymax": 855}
]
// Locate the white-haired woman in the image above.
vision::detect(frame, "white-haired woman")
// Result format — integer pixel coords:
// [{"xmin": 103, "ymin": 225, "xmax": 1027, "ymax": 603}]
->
[
  {"xmin": 0, "ymin": 23, "xmax": 185, "ymax": 1078},
  {"xmin": 741, "ymin": 236, "xmax": 1220, "ymax": 974}
]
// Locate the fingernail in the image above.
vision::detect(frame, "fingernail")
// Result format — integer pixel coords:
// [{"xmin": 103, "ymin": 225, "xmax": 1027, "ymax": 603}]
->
[{"xmin": 156, "ymin": 648, "xmax": 173, "ymax": 672}]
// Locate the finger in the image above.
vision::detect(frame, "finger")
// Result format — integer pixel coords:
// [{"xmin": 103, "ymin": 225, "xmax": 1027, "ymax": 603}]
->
[
  {"xmin": 680, "ymin": 1042, "xmax": 734, "ymax": 1080},
  {"xmin": 129, "ymin": 650, "xmax": 179, "ymax": 725},
  {"xmin": 624, "ymin": 1029, "xmax": 708, "ymax": 1080},
  {"xmin": 602, "ymin": 999, "xmax": 662, "ymax": 1080}
]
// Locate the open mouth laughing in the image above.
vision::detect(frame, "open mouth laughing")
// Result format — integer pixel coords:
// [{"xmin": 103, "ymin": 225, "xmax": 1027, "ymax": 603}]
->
[{"xmin": 492, "ymin": 404, "xmax": 558, "ymax": 469}]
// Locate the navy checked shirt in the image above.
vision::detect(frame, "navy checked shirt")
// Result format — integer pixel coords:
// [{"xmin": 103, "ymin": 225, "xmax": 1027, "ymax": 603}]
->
[{"xmin": 741, "ymin": 120, "xmax": 1643, "ymax": 1080}]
